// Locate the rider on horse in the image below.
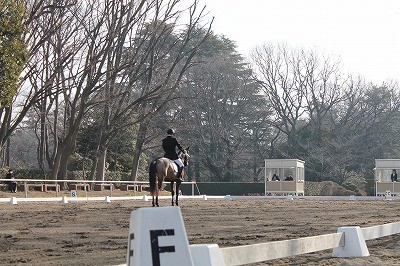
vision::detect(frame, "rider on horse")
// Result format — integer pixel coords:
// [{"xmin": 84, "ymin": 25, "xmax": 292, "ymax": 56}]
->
[{"xmin": 162, "ymin": 128, "xmax": 185, "ymax": 182}]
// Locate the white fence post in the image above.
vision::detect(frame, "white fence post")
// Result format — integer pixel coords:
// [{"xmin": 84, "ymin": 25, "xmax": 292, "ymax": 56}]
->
[
  {"xmin": 10, "ymin": 197, "xmax": 17, "ymax": 205},
  {"xmin": 332, "ymin": 226, "xmax": 369, "ymax": 257},
  {"xmin": 61, "ymin": 196, "xmax": 68, "ymax": 204}
]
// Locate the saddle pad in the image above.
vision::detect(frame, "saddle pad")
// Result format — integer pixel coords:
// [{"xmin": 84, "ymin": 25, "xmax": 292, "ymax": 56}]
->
[{"xmin": 170, "ymin": 160, "xmax": 178, "ymax": 173}]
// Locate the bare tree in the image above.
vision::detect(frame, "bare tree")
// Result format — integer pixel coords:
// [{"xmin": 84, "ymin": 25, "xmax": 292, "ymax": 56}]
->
[
  {"xmin": 31, "ymin": 0, "xmax": 211, "ymax": 180},
  {"xmin": 48, "ymin": 0, "xmax": 152, "ymax": 180},
  {"xmin": 77, "ymin": 1, "xmax": 213, "ymax": 181},
  {"xmin": 251, "ymin": 44, "xmax": 307, "ymax": 157},
  {"xmin": 29, "ymin": 0, "xmax": 82, "ymax": 173},
  {"xmin": 0, "ymin": 0, "xmax": 78, "ymax": 167},
  {"xmin": 251, "ymin": 44, "xmax": 348, "ymax": 158},
  {"xmin": 252, "ymin": 43, "xmax": 400, "ymax": 182}
]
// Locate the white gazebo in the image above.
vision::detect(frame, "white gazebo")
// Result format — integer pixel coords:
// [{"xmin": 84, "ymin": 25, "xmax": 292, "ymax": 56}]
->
[
  {"xmin": 374, "ymin": 159, "xmax": 400, "ymax": 196},
  {"xmin": 264, "ymin": 159, "xmax": 305, "ymax": 196}
]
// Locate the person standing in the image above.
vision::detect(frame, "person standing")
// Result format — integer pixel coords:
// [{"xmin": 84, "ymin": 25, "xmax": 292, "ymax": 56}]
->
[
  {"xmin": 391, "ymin": 169, "xmax": 398, "ymax": 182},
  {"xmin": 6, "ymin": 170, "xmax": 17, "ymax": 193},
  {"xmin": 162, "ymin": 128, "xmax": 185, "ymax": 182}
]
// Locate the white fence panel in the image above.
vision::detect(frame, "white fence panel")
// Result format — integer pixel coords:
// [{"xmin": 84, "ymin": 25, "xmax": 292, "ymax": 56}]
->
[
  {"xmin": 362, "ymin": 221, "xmax": 400, "ymax": 241},
  {"xmin": 220, "ymin": 232, "xmax": 343, "ymax": 266}
]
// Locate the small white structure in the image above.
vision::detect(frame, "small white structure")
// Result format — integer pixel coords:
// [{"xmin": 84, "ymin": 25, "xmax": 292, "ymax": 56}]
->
[
  {"xmin": 374, "ymin": 159, "xmax": 400, "ymax": 196},
  {"xmin": 264, "ymin": 159, "xmax": 305, "ymax": 196}
]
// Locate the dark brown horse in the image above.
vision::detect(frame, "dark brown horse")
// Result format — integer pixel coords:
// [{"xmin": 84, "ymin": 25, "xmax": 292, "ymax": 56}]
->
[{"xmin": 149, "ymin": 148, "xmax": 189, "ymax": 207}]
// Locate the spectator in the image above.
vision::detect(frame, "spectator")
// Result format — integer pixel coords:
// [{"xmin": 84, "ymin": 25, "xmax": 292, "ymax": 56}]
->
[
  {"xmin": 285, "ymin": 175, "xmax": 294, "ymax": 181},
  {"xmin": 6, "ymin": 170, "xmax": 17, "ymax": 193},
  {"xmin": 272, "ymin": 174, "xmax": 280, "ymax": 181},
  {"xmin": 391, "ymin": 169, "xmax": 398, "ymax": 182}
]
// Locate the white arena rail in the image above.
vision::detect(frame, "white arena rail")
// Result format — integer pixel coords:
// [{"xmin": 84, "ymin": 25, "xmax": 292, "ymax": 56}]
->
[
  {"xmin": 220, "ymin": 233, "xmax": 344, "ymax": 265},
  {"xmin": 123, "ymin": 207, "xmax": 400, "ymax": 266},
  {"xmin": 361, "ymin": 221, "xmax": 400, "ymax": 240},
  {"xmin": 0, "ymin": 178, "xmax": 197, "ymax": 198}
]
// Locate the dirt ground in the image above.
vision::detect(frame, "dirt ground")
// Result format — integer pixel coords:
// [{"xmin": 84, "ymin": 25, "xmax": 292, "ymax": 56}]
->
[{"xmin": 1, "ymin": 192, "xmax": 400, "ymax": 266}]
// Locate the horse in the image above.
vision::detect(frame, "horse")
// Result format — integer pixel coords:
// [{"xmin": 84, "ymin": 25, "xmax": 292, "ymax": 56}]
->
[{"xmin": 148, "ymin": 148, "xmax": 189, "ymax": 207}]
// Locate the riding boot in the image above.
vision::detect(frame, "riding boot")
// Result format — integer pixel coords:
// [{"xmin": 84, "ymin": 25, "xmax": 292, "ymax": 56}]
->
[{"xmin": 175, "ymin": 167, "xmax": 184, "ymax": 182}]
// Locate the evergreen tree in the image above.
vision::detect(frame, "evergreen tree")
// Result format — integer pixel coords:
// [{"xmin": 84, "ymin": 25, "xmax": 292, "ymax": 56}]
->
[{"xmin": 0, "ymin": 0, "xmax": 28, "ymax": 107}]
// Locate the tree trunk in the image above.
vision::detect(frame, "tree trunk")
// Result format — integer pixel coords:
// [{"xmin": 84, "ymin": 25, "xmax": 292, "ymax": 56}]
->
[
  {"xmin": 3, "ymin": 106, "xmax": 12, "ymax": 167},
  {"xmin": 38, "ymin": 99, "xmax": 46, "ymax": 171},
  {"xmin": 56, "ymin": 144, "xmax": 75, "ymax": 180},
  {"xmin": 51, "ymin": 124, "xmax": 79, "ymax": 180},
  {"xmin": 59, "ymin": 152, "xmax": 70, "ymax": 180},
  {"xmin": 89, "ymin": 156, "xmax": 98, "ymax": 181},
  {"xmin": 5, "ymin": 136, "xmax": 10, "ymax": 167},
  {"xmin": 96, "ymin": 148, "xmax": 107, "ymax": 181},
  {"xmin": 0, "ymin": 107, "xmax": 12, "ymax": 157},
  {"xmin": 130, "ymin": 122, "xmax": 148, "ymax": 181}
]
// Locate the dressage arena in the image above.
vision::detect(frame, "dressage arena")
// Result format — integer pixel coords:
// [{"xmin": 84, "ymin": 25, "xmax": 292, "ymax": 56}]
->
[{"xmin": 1, "ymin": 196, "xmax": 400, "ymax": 265}]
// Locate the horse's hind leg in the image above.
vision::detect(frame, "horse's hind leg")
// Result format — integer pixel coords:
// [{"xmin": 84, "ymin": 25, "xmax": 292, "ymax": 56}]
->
[
  {"xmin": 151, "ymin": 183, "xmax": 156, "ymax": 207},
  {"xmin": 155, "ymin": 179, "xmax": 163, "ymax": 207},
  {"xmin": 170, "ymin": 182, "xmax": 175, "ymax": 206},
  {"xmin": 175, "ymin": 180, "xmax": 182, "ymax": 206},
  {"xmin": 152, "ymin": 191, "xmax": 158, "ymax": 207},
  {"xmin": 151, "ymin": 180, "xmax": 160, "ymax": 207},
  {"xmin": 152, "ymin": 197, "xmax": 159, "ymax": 207}
]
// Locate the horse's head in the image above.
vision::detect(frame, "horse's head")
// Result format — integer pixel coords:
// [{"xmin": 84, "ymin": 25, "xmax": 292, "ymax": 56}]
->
[{"xmin": 179, "ymin": 147, "xmax": 190, "ymax": 167}]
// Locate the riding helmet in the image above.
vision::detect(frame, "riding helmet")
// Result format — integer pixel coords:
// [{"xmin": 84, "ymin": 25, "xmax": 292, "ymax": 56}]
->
[{"xmin": 167, "ymin": 128, "xmax": 175, "ymax": 135}]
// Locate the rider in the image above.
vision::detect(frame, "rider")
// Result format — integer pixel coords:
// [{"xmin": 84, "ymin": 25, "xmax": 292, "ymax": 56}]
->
[{"xmin": 162, "ymin": 128, "xmax": 185, "ymax": 182}]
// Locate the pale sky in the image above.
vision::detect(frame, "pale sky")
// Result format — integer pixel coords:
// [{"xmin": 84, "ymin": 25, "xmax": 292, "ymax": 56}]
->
[{"xmin": 202, "ymin": 0, "xmax": 400, "ymax": 84}]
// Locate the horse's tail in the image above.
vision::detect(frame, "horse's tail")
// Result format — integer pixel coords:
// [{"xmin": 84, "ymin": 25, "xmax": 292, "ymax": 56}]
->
[{"xmin": 149, "ymin": 159, "xmax": 158, "ymax": 195}]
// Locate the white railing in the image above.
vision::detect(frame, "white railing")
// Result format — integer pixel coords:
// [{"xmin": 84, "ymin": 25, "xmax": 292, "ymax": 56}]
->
[
  {"xmin": 213, "ymin": 222, "xmax": 400, "ymax": 265},
  {"xmin": 126, "ymin": 206, "xmax": 400, "ymax": 266},
  {"xmin": 361, "ymin": 221, "xmax": 400, "ymax": 240},
  {"xmin": 0, "ymin": 178, "xmax": 197, "ymax": 197},
  {"xmin": 220, "ymin": 232, "xmax": 344, "ymax": 265}
]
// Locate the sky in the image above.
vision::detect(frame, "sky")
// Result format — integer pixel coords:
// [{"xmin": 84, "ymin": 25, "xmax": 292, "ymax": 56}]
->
[{"xmin": 201, "ymin": 0, "xmax": 400, "ymax": 84}]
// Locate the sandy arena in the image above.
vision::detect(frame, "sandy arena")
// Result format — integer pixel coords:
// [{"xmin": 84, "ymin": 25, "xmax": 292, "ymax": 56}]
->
[{"xmin": 1, "ymin": 195, "xmax": 400, "ymax": 266}]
